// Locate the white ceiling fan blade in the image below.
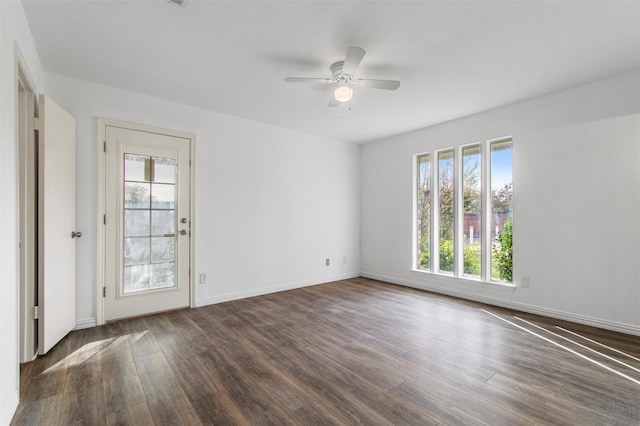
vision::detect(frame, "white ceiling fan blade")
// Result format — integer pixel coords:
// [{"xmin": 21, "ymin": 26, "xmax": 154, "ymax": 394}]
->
[
  {"xmin": 356, "ymin": 79, "xmax": 400, "ymax": 90},
  {"xmin": 342, "ymin": 47, "xmax": 366, "ymax": 75},
  {"xmin": 284, "ymin": 77, "xmax": 332, "ymax": 83}
]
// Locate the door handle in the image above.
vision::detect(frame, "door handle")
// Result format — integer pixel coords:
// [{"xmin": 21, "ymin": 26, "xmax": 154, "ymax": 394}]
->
[{"xmin": 71, "ymin": 231, "xmax": 83, "ymax": 238}]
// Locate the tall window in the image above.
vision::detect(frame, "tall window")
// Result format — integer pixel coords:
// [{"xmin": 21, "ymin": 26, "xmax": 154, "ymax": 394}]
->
[
  {"xmin": 490, "ymin": 140, "xmax": 513, "ymax": 282},
  {"xmin": 462, "ymin": 145, "xmax": 481, "ymax": 278},
  {"xmin": 414, "ymin": 138, "xmax": 513, "ymax": 284},
  {"xmin": 437, "ymin": 150, "xmax": 455, "ymax": 273},
  {"xmin": 416, "ymin": 154, "xmax": 431, "ymax": 270}
]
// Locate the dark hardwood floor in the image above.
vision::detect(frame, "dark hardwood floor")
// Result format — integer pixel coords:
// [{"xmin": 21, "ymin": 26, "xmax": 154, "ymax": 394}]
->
[{"xmin": 12, "ymin": 278, "xmax": 640, "ymax": 425}]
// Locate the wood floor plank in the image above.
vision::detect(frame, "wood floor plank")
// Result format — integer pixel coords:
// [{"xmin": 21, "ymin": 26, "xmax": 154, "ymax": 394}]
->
[
  {"xmin": 100, "ymin": 345, "xmax": 146, "ymax": 416},
  {"xmin": 193, "ymin": 342, "xmax": 295, "ymax": 425},
  {"xmin": 134, "ymin": 352, "xmax": 202, "ymax": 426},
  {"xmin": 106, "ymin": 402, "xmax": 154, "ymax": 426},
  {"xmin": 486, "ymin": 373, "xmax": 623, "ymax": 425},
  {"xmin": 389, "ymin": 381, "xmax": 498, "ymax": 426},
  {"xmin": 204, "ymin": 315, "xmax": 392, "ymax": 424},
  {"xmin": 13, "ymin": 278, "xmax": 640, "ymax": 425},
  {"xmin": 10, "ymin": 394, "xmax": 62, "ymax": 426},
  {"xmin": 179, "ymin": 390, "xmax": 251, "ymax": 426}
]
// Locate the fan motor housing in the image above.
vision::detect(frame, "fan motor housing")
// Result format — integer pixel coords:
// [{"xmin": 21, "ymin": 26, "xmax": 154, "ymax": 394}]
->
[{"xmin": 331, "ymin": 61, "xmax": 347, "ymax": 76}]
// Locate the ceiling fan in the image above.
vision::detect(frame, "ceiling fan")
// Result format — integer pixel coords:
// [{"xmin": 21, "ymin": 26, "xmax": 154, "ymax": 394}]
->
[{"xmin": 284, "ymin": 46, "xmax": 400, "ymax": 107}]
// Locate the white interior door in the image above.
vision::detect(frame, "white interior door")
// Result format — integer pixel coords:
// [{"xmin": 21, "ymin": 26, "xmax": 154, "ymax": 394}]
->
[
  {"xmin": 104, "ymin": 125, "xmax": 191, "ymax": 321},
  {"xmin": 38, "ymin": 95, "xmax": 77, "ymax": 355}
]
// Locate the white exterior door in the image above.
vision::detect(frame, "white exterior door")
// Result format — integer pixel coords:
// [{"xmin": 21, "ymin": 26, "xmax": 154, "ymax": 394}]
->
[
  {"xmin": 38, "ymin": 95, "xmax": 77, "ymax": 354},
  {"xmin": 104, "ymin": 125, "xmax": 191, "ymax": 321}
]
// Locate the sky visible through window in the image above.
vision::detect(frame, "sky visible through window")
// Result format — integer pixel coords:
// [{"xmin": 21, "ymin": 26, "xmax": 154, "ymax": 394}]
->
[{"xmin": 491, "ymin": 148, "xmax": 512, "ymax": 190}]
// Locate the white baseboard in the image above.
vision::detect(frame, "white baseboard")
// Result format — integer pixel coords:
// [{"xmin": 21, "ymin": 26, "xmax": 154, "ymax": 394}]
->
[
  {"xmin": 195, "ymin": 272, "xmax": 360, "ymax": 307},
  {"xmin": 361, "ymin": 271, "xmax": 640, "ymax": 337},
  {"xmin": 74, "ymin": 318, "xmax": 97, "ymax": 330}
]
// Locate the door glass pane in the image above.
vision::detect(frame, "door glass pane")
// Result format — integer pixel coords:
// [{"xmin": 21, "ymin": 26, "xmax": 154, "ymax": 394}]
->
[
  {"xmin": 153, "ymin": 157, "xmax": 176, "ymax": 183},
  {"xmin": 124, "ymin": 237, "xmax": 151, "ymax": 265},
  {"xmin": 151, "ymin": 237, "xmax": 175, "ymax": 263},
  {"xmin": 124, "ymin": 182, "xmax": 150, "ymax": 209},
  {"xmin": 151, "ymin": 183, "xmax": 174, "ymax": 209},
  {"xmin": 124, "ymin": 264, "xmax": 150, "ymax": 292},
  {"xmin": 122, "ymin": 154, "xmax": 178, "ymax": 294},
  {"xmin": 151, "ymin": 210, "xmax": 175, "ymax": 236},
  {"xmin": 124, "ymin": 154, "xmax": 147, "ymax": 181},
  {"xmin": 151, "ymin": 263, "xmax": 175, "ymax": 289},
  {"xmin": 124, "ymin": 210, "xmax": 150, "ymax": 237}
]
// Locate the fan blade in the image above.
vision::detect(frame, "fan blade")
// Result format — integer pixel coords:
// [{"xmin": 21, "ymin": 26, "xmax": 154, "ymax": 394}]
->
[
  {"xmin": 342, "ymin": 47, "xmax": 366, "ymax": 75},
  {"xmin": 356, "ymin": 79, "xmax": 400, "ymax": 90},
  {"xmin": 284, "ymin": 77, "xmax": 332, "ymax": 83}
]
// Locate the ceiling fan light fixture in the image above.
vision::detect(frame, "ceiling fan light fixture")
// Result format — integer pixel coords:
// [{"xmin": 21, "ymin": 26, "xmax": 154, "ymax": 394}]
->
[
  {"xmin": 284, "ymin": 46, "xmax": 400, "ymax": 108},
  {"xmin": 333, "ymin": 84, "xmax": 353, "ymax": 103}
]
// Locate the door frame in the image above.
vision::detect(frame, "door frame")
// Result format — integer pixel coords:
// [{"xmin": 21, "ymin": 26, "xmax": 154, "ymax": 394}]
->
[
  {"xmin": 96, "ymin": 118, "xmax": 196, "ymax": 325},
  {"xmin": 17, "ymin": 51, "xmax": 39, "ymax": 362}
]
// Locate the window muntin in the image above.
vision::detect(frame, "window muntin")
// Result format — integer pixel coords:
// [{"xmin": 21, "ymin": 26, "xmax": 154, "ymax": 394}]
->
[
  {"xmin": 416, "ymin": 154, "xmax": 431, "ymax": 270},
  {"xmin": 123, "ymin": 154, "xmax": 177, "ymax": 293}
]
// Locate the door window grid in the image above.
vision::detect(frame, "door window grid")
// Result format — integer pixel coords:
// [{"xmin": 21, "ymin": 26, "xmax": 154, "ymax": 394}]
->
[{"xmin": 123, "ymin": 154, "xmax": 177, "ymax": 293}]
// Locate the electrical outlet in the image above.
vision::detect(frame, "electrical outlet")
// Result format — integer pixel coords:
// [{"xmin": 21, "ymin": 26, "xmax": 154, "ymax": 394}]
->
[
  {"xmin": 521, "ymin": 276, "xmax": 530, "ymax": 288},
  {"xmin": 199, "ymin": 273, "xmax": 207, "ymax": 285},
  {"xmin": 325, "ymin": 258, "xmax": 330, "ymax": 266}
]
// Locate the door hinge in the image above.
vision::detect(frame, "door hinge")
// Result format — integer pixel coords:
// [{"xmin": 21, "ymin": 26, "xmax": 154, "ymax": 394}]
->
[
  {"xmin": 33, "ymin": 306, "xmax": 39, "ymax": 320},
  {"xmin": 103, "ymin": 214, "xmax": 106, "ymax": 225},
  {"xmin": 103, "ymin": 286, "xmax": 106, "ymax": 298},
  {"xmin": 103, "ymin": 141, "xmax": 106, "ymax": 153},
  {"xmin": 33, "ymin": 117, "xmax": 39, "ymax": 131}
]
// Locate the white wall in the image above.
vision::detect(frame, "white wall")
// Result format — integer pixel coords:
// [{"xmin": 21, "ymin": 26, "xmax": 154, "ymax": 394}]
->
[
  {"xmin": 1, "ymin": 7, "xmax": 636, "ymax": 423},
  {"xmin": 361, "ymin": 71, "xmax": 640, "ymax": 335},
  {"xmin": 44, "ymin": 72, "xmax": 361, "ymax": 326},
  {"xmin": 0, "ymin": 1, "xmax": 45, "ymax": 423}
]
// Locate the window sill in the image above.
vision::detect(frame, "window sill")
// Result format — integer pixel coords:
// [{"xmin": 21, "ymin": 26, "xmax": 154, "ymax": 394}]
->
[{"xmin": 410, "ymin": 268, "xmax": 517, "ymax": 292}]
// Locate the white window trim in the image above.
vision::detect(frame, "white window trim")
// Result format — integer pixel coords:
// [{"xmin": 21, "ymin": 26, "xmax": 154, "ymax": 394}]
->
[{"xmin": 412, "ymin": 137, "xmax": 514, "ymax": 288}]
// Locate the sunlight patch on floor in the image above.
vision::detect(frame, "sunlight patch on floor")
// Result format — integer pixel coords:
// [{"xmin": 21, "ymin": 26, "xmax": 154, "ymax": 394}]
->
[
  {"xmin": 43, "ymin": 331, "xmax": 147, "ymax": 374},
  {"xmin": 482, "ymin": 309, "xmax": 640, "ymax": 386}
]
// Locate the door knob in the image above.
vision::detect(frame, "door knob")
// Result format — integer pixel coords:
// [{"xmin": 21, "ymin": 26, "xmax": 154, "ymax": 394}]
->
[
  {"xmin": 180, "ymin": 229, "xmax": 188, "ymax": 235},
  {"xmin": 71, "ymin": 231, "xmax": 83, "ymax": 238},
  {"xmin": 180, "ymin": 218, "xmax": 188, "ymax": 224}
]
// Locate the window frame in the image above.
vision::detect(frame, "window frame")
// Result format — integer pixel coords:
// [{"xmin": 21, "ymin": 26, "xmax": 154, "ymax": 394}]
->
[
  {"xmin": 412, "ymin": 137, "xmax": 513, "ymax": 287},
  {"xmin": 459, "ymin": 142, "xmax": 483, "ymax": 281},
  {"xmin": 435, "ymin": 148, "xmax": 455, "ymax": 275},
  {"xmin": 488, "ymin": 137, "xmax": 514, "ymax": 283},
  {"xmin": 414, "ymin": 153, "xmax": 433, "ymax": 271}
]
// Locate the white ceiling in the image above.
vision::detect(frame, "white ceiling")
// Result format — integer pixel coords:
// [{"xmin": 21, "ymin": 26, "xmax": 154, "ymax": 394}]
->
[{"xmin": 22, "ymin": 0, "xmax": 640, "ymax": 143}]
